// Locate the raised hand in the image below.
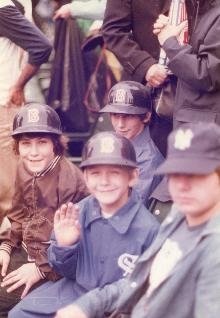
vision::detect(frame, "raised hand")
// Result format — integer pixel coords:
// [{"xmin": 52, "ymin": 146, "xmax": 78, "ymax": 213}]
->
[
  {"xmin": 54, "ymin": 203, "xmax": 81, "ymax": 247},
  {"xmin": 1, "ymin": 262, "xmax": 42, "ymax": 299}
]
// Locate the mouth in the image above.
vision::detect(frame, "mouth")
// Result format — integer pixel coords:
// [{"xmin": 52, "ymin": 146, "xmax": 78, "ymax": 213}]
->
[
  {"xmin": 176, "ymin": 197, "xmax": 193, "ymax": 204},
  {"xmin": 97, "ymin": 188, "xmax": 117, "ymax": 193},
  {"xmin": 117, "ymin": 130, "xmax": 129, "ymax": 135},
  {"xmin": 27, "ymin": 159, "xmax": 42, "ymax": 163}
]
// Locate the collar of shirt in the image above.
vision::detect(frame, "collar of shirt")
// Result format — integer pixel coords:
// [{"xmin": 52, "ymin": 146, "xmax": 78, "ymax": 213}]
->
[
  {"xmin": 162, "ymin": 204, "xmax": 220, "ymax": 239},
  {"xmin": 83, "ymin": 190, "xmax": 142, "ymax": 234},
  {"xmin": 131, "ymin": 125, "xmax": 151, "ymax": 148}
]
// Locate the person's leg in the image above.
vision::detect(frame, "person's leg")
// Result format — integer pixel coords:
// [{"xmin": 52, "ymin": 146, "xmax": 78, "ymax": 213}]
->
[
  {"xmin": 0, "ymin": 247, "xmax": 27, "ymax": 318},
  {"xmin": 8, "ymin": 278, "xmax": 79, "ymax": 318},
  {"xmin": 0, "ymin": 247, "xmax": 50, "ymax": 318},
  {"xmin": 0, "ymin": 107, "xmax": 19, "ymax": 225}
]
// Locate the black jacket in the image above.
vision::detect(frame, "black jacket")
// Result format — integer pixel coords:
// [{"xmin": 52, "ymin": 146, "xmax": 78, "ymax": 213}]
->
[{"xmin": 102, "ymin": 0, "xmax": 171, "ymax": 83}]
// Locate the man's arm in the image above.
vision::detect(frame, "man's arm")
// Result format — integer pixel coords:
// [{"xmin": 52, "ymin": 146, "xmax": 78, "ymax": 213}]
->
[
  {"xmin": 102, "ymin": 0, "xmax": 167, "ymax": 85},
  {"xmin": 55, "ymin": 278, "xmax": 128, "ymax": 318},
  {"xmin": 54, "ymin": 0, "xmax": 107, "ymax": 21},
  {"xmin": 0, "ymin": 5, "xmax": 52, "ymax": 106}
]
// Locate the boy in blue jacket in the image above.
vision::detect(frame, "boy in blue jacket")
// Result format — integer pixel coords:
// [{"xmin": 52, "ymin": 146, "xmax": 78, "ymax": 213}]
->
[
  {"xmin": 99, "ymin": 81, "xmax": 164, "ymax": 206},
  {"xmin": 9, "ymin": 131, "xmax": 159, "ymax": 317}
]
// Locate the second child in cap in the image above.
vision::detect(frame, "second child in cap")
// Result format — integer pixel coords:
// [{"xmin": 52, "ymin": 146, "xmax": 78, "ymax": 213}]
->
[
  {"xmin": 0, "ymin": 103, "xmax": 88, "ymax": 315},
  {"xmin": 9, "ymin": 131, "xmax": 159, "ymax": 318},
  {"xmin": 100, "ymin": 81, "xmax": 164, "ymax": 205}
]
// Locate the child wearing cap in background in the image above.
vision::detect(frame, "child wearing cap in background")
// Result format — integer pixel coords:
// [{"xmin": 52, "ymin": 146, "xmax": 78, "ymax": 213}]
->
[
  {"xmin": 9, "ymin": 131, "xmax": 159, "ymax": 318},
  {"xmin": 51, "ymin": 122, "xmax": 220, "ymax": 318},
  {"xmin": 0, "ymin": 103, "xmax": 88, "ymax": 316},
  {"xmin": 100, "ymin": 81, "xmax": 164, "ymax": 206}
]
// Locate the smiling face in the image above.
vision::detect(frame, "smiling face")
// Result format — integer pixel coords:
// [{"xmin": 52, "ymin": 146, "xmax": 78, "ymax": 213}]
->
[
  {"xmin": 110, "ymin": 113, "xmax": 146, "ymax": 140},
  {"xmin": 18, "ymin": 135, "xmax": 56, "ymax": 173},
  {"xmin": 168, "ymin": 172, "xmax": 220, "ymax": 226},
  {"xmin": 84, "ymin": 164, "xmax": 138, "ymax": 214}
]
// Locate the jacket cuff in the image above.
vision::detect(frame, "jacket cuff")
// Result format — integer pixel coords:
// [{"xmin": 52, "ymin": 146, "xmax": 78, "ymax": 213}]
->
[
  {"xmin": 0, "ymin": 243, "xmax": 12, "ymax": 255},
  {"xmin": 35, "ymin": 265, "xmax": 46, "ymax": 279}
]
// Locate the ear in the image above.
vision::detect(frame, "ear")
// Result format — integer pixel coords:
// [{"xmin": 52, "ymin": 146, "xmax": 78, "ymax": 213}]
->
[
  {"xmin": 143, "ymin": 112, "xmax": 151, "ymax": 124},
  {"xmin": 128, "ymin": 168, "xmax": 139, "ymax": 187}
]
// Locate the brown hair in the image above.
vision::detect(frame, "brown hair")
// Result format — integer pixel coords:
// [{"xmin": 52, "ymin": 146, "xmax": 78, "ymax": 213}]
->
[{"xmin": 13, "ymin": 133, "xmax": 69, "ymax": 156}]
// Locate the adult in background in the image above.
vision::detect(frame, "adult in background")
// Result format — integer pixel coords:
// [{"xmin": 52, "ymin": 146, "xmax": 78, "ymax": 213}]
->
[
  {"xmin": 153, "ymin": 0, "xmax": 220, "ymax": 128},
  {"xmin": 0, "ymin": 0, "xmax": 52, "ymax": 226},
  {"xmin": 102, "ymin": 0, "xmax": 172, "ymax": 157}
]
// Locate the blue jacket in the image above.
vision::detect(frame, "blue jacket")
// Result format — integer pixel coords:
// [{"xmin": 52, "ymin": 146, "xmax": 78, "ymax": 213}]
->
[
  {"xmin": 75, "ymin": 208, "xmax": 220, "ymax": 318},
  {"xmin": 9, "ymin": 191, "xmax": 159, "ymax": 317},
  {"xmin": 131, "ymin": 126, "xmax": 164, "ymax": 205}
]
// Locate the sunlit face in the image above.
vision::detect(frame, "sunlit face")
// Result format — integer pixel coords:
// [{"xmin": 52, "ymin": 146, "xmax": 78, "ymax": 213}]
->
[
  {"xmin": 18, "ymin": 136, "xmax": 55, "ymax": 173},
  {"xmin": 168, "ymin": 172, "xmax": 220, "ymax": 225},
  {"xmin": 110, "ymin": 113, "xmax": 146, "ymax": 140},
  {"xmin": 84, "ymin": 165, "xmax": 138, "ymax": 214}
]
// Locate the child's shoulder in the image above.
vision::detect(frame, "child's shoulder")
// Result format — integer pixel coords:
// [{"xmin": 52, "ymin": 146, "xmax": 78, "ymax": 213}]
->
[
  {"xmin": 59, "ymin": 157, "xmax": 83, "ymax": 176},
  {"xmin": 133, "ymin": 201, "xmax": 159, "ymax": 228}
]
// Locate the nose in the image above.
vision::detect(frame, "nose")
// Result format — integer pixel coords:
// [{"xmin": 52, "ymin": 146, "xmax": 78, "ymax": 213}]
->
[
  {"xmin": 29, "ymin": 143, "xmax": 38, "ymax": 156},
  {"xmin": 117, "ymin": 115, "xmax": 126, "ymax": 128},
  {"xmin": 99, "ymin": 172, "xmax": 110, "ymax": 185},
  {"xmin": 175, "ymin": 175, "xmax": 191, "ymax": 190}
]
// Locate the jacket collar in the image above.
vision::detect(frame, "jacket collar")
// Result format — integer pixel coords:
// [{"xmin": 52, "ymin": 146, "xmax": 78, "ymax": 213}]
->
[
  {"xmin": 84, "ymin": 190, "xmax": 142, "ymax": 234},
  {"xmin": 34, "ymin": 155, "xmax": 61, "ymax": 178},
  {"xmin": 138, "ymin": 205, "xmax": 220, "ymax": 264},
  {"xmin": 131, "ymin": 126, "xmax": 151, "ymax": 148}
]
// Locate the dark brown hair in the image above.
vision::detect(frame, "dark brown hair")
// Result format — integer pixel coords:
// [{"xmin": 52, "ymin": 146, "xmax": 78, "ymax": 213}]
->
[{"xmin": 13, "ymin": 133, "xmax": 68, "ymax": 156}]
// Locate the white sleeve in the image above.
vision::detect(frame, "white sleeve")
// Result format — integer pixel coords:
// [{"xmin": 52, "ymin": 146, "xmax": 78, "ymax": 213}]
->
[{"xmin": 69, "ymin": 0, "xmax": 106, "ymax": 20}]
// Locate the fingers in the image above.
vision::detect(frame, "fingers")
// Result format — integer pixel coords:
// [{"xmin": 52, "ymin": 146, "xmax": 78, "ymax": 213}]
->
[
  {"xmin": 20, "ymin": 284, "xmax": 31, "ymax": 299},
  {"xmin": 53, "ymin": 5, "xmax": 71, "ymax": 21},
  {"xmin": 146, "ymin": 64, "xmax": 168, "ymax": 87},
  {"xmin": 54, "ymin": 203, "xmax": 80, "ymax": 224},
  {"xmin": 1, "ymin": 270, "xmax": 24, "ymax": 293},
  {"xmin": 1, "ymin": 256, "xmax": 10, "ymax": 277},
  {"xmin": 177, "ymin": 20, "xmax": 188, "ymax": 33}
]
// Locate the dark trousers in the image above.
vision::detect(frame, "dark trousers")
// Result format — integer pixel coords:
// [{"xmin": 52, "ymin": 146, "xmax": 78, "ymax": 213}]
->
[{"xmin": 0, "ymin": 247, "xmax": 44, "ymax": 318}]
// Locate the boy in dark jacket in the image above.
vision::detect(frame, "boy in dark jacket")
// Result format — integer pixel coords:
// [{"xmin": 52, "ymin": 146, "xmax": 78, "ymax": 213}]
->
[
  {"xmin": 0, "ymin": 103, "xmax": 88, "ymax": 316},
  {"xmin": 9, "ymin": 131, "xmax": 159, "ymax": 318}
]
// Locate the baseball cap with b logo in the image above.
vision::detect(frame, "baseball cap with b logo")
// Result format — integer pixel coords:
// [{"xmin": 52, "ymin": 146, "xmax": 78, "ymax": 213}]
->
[{"xmin": 156, "ymin": 122, "xmax": 220, "ymax": 175}]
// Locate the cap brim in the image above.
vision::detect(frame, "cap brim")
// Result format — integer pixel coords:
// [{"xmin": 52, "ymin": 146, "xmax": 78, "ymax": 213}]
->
[
  {"xmin": 99, "ymin": 104, "xmax": 148, "ymax": 115},
  {"xmin": 155, "ymin": 156, "xmax": 220, "ymax": 175},
  {"xmin": 80, "ymin": 158, "xmax": 137, "ymax": 169}
]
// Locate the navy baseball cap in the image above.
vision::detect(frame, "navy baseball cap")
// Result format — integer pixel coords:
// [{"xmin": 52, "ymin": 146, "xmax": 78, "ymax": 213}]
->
[{"xmin": 156, "ymin": 122, "xmax": 220, "ymax": 175}]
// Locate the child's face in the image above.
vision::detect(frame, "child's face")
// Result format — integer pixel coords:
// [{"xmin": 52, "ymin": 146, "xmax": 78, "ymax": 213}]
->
[
  {"xmin": 18, "ymin": 136, "xmax": 55, "ymax": 173},
  {"xmin": 110, "ymin": 113, "xmax": 145, "ymax": 140},
  {"xmin": 84, "ymin": 165, "xmax": 138, "ymax": 214}
]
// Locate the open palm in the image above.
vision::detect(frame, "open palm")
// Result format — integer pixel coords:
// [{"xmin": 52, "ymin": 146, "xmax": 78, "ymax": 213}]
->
[{"xmin": 54, "ymin": 203, "xmax": 81, "ymax": 247}]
